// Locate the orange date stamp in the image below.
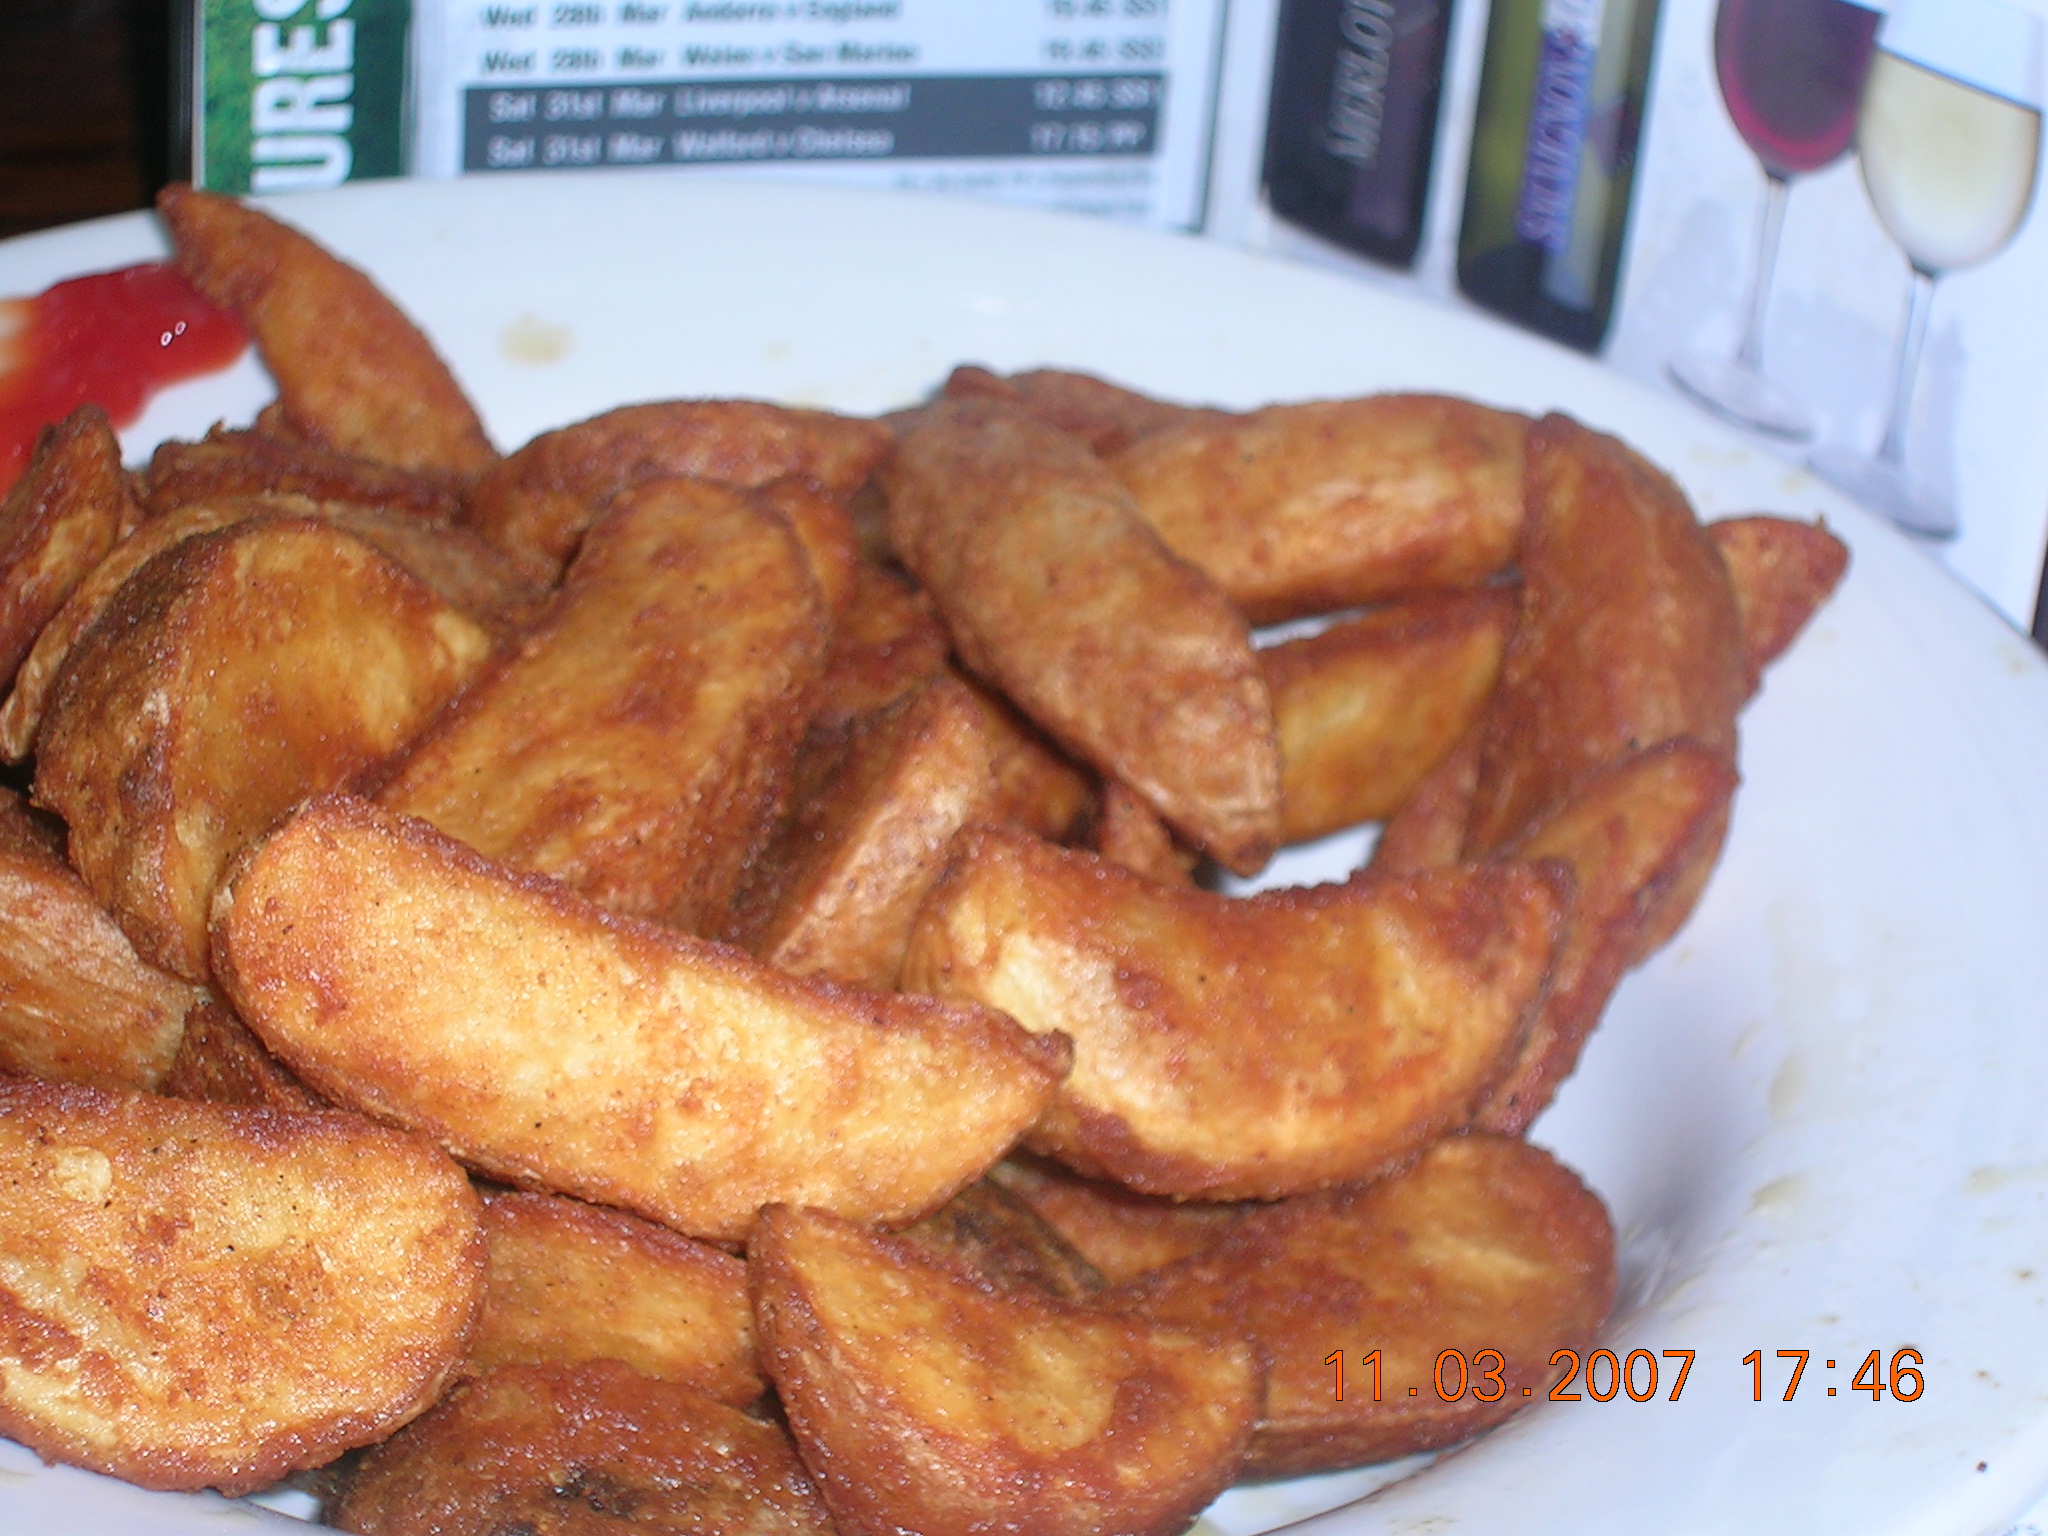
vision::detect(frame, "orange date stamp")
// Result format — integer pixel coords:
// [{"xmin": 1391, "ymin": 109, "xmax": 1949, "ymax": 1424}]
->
[{"xmin": 1324, "ymin": 1348, "xmax": 1926, "ymax": 1403}]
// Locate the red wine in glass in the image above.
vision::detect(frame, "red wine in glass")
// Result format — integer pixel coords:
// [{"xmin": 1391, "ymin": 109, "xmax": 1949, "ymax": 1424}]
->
[
  {"xmin": 1716, "ymin": 0, "xmax": 1880, "ymax": 175},
  {"xmin": 1669, "ymin": 0, "xmax": 1880, "ymax": 438}
]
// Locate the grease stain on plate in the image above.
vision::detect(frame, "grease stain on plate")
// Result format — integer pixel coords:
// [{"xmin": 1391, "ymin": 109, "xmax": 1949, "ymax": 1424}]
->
[
  {"xmin": 1749, "ymin": 1173, "xmax": 1804, "ymax": 1217},
  {"xmin": 1968, "ymin": 1161, "xmax": 2048, "ymax": 1195},
  {"xmin": 499, "ymin": 313, "xmax": 573, "ymax": 366}
]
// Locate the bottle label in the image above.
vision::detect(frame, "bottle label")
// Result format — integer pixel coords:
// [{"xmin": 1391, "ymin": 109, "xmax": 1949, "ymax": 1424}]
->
[
  {"xmin": 1514, "ymin": 0, "xmax": 1608, "ymax": 251},
  {"xmin": 1326, "ymin": 0, "xmax": 1400, "ymax": 169}
]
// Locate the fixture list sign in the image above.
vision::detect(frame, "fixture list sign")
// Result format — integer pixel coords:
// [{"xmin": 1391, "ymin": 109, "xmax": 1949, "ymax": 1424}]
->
[{"xmin": 407, "ymin": 0, "xmax": 1228, "ymax": 226}]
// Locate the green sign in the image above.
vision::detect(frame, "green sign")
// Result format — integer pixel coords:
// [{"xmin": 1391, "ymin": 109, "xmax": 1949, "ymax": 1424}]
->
[{"xmin": 197, "ymin": 0, "xmax": 412, "ymax": 192}]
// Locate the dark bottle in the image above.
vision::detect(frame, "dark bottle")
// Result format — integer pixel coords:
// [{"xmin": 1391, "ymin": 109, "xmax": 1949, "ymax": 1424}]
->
[
  {"xmin": 1456, "ymin": 0, "xmax": 1664, "ymax": 351},
  {"xmin": 1262, "ymin": 0, "xmax": 1457, "ymax": 269}
]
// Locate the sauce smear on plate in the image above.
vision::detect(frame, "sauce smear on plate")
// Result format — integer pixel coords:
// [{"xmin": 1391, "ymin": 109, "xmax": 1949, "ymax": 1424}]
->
[{"xmin": 0, "ymin": 264, "xmax": 247, "ymax": 494}]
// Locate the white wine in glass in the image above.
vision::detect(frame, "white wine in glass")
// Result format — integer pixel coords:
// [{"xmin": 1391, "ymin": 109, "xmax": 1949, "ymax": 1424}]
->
[{"xmin": 1809, "ymin": 0, "xmax": 2043, "ymax": 538}]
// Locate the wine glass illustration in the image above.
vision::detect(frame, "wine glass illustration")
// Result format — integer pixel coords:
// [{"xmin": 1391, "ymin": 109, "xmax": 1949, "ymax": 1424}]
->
[
  {"xmin": 1809, "ymin": 0, "xmax": 2044, "ymax": 539},
  {"xmin": 1668, "ymin": 0, "xmax": 1880, "ymax": 440}
]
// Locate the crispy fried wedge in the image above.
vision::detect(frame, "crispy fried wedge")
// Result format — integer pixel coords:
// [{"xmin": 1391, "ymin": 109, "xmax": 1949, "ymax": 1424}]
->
[
  {"xmin": 157, "ymin": 185, "xmax": 495, "ymax": 478},
  {"xmin": 1369, "ymin": 722, "xmax": 1485, "ymax": 877},
  {"xmin": 1109, "ymin": 395, "xmax": 1529, "ymax": 623},
  {"xmin": 1708, "ymin": 514, "xmax": 1850, "ymax": 692},
  {"xmin": 988, "ymin": 1155, "xmax": 1245, "ymax": 1285},
  {"xmin": 329, "ymin": 1360, "xmax": 834, "ymax": 1536},
  {"xmin": 1266, "ymin": 588, "xmax": 1514, "ymax": 843},
  {"xmin": 0, "ymin": 405, "xmax": 136, "ymax": 688},
  {"xmin": 884, "ymin": 396, "xmax": 1280, "ymax": 874},
  {"xmin": 725, "ymin": 672, "xmax": 1003, "ymax": 987},
  {"xmin": 212, "ymin": 794, "xmax": 1069, "ymax": 1244},
  {"xmin": 942, "ymin": 365, "xmax": 1208, "ymax": 455},
  {"xmin": 812, "ymin": 560, "xmax": 951, "ymax": 730},
  {"xmin": 752, "ymin": 1204, "xmax": 1259, "ymax": 1536},
  {"xmin": 161, "ymin": 992, "xmax": 327, "ymax": 1111},
  {"xmin": 0, "ymin": 788, "xmax": 198, "ymax": 1089},
  {"xmin": 0, "ymin": 1080, "xmax": 482, "ymax": 1495},
  {"xmin": 463, "ymin": 399, "xmax": 892, "ymax": 583},
  {"xmin": 145, "ymin": 426, "xmax": 467, "ymax": 523},
  {"xmin": 469, "ymin": 1190, "xmax": 761, "ymax": 1403},
  {"xmin": 376, "ymin": 476, "xmax": 826, "ymax": 931},
  {"xmin": 902, "ymin": 824, "xmax": 1565, "ymax": 1198},
  {"xmin": 899, "ymin": 1177, "xmax": 1107, "ymax": 1302},
  {"xmin": 1474, "ymin": 738, "xmax": 1738, "ymax": 1134},
  {"xmin": 1087, "ymin": 775, "xmax": 1198, "ymax": 885},
  {"xmin": 1464, "ymin": 414, "xmax": 1746, "ymax": 857},
  {"xmin": 34, "ymin": 517, "xmax": 493, "ymax": 979},
  {"xmin": 1112, "ymin": 1133, "xmax": 1615, "ymax": 1477}
]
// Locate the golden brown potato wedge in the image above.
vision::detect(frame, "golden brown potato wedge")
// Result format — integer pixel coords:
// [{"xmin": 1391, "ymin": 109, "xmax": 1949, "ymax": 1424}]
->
[
  {"xmin": 1368, "ymin": 721, "xmax": 1484, "ymax": 876},
  {"xmin": 1709, "ymin": 514, "xmax": 1850, "ymax": 692},
  {"xmin": 0, "ymin": 405, "xmax": 136, "ymax": 688},
  {"xmin": 157, "ymin": 185, "xmax": 495, "ymax": 479},
  {"xmin": 942, "ymin": 364, "xmax": 1208, "ymax": 455},
  {"xmin": 1266, "ymin": 588, "xmax": 1514, "ymax": 843},
  {"xmin": 144, "ymin": 426, "xmax": 467, "ymax": 523},
  {"xmin": 1087, "ymin": 775, "xmax": 1198, "ymax": 884},
  {"xmin": 1109, "ymin": 395, "xmax": 1529, "ymax": 623},
  {"xmin": 725, "ymin": 672, "xmax": 1003, "ymax": 987},
  {"xmin": 902, "ymin": 823, "xmax": 1564, "ymax": 1198},
  {"xmin": 160, "ymin": 992, "xmax": 327, "ymax": 1111},
  {"xmin": 898, "ymin": 1177, "xmax": 1107, "ymax": 1302},
  {"xmin": 329, "ymin": 1360, "xmax": 834, "ymax": 1536},
  {"xmin": 1112, "ymin": 1132, "xmax": 1615, "ymax": 1478},
  {"xmin": 463, "ymin": 399, "xmax": 892, "ymax": 583},
  {"xmin": 884, "ymin": 395, "xmax": 1280, "ymax": 874},
  {"xmin": 1475, "ymin": 738, "xmax": 1738, "ymax": 1134},
  {"xmin": 755, "ymin": 474, "xmax": 861, "ymax": 621},
  {"xmin": 376, "ymin": 476, "xmax": 826, "ymax": 932},
  {"xmin": 213, "ymin": 794, "xmax": 1070, "ymax": 1244},
  {"xmin": 988, "ymin": 1154, "xmax": 1245, "ymax": 1285},
  {"xmin": 0, "ymin": 788, "xmax": 198, "ymax": 1089},
  {"xmin": 811, "ymin": 559, "xmax": 952, "ymax": 730},
  {"xmin": 752, "ymin": 1203, "xmax": 1259, "ymax": 1536},
  {"xmin": 0, "ymin": 1079, "xmax": 482, "ymax": 1495},
  {"xmin": 1463, "ymin": 414, "xmax": 1746, "ymax": 857},
  {"xmin": 469, "ymin": 1189, "xmax": 761, "ymax": 1404},
  {"xmin": 35, "ymin": 517, "xmax": 494, "ymax": 979}
]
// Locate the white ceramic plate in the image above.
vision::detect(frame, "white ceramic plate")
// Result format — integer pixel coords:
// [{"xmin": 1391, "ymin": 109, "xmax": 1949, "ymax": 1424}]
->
[{"xmin": 4, "ymin": 173, "xmax": 2048, "ymax": 1536}]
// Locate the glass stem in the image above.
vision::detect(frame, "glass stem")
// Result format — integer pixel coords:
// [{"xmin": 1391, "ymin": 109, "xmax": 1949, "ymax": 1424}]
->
[
  {"xmin": 1734, "ymin": 171, "xmax": 1792, "ymax": 374},
  {"xmin": 1876, "ymin": 265, "xmax": 1938, "ymax": 471}
]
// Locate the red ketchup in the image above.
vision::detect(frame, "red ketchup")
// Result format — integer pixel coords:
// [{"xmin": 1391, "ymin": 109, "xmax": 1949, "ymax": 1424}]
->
[{"xmin": 0, "ymin": 263, "xmax": 248, "ymax": 497}]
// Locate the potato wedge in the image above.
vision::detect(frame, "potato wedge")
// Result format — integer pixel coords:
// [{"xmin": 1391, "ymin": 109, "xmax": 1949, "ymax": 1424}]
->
[
  {"xmin": 942, "ymin": 364, "xmax": 1208, "ymax": 454},
  {"xmin": 161, "ymin": 992, "xmax": 327, "ymax": 1111},
  {"xmin": 902, "ymin": 824, "xmax": 1564, "ymax": 1198},
  {"xmin": 213, "ymin": 794, "xmax": 1069, "ymax": 1243},
  {"xmin": 377, "ymin": 476, "xmax": 826, "ymax": 931},
  {"xmin": 812, "ymin": 559, "xmax": 952, "ymax": 730},
  {"xmin": 0, "ymin": 1079, "xmax": 482, "ymax": 1495},
  {"xmin": 1112, "ymin": 1132, "xmax": 1615, "ymax": 1477},
  {"xmin": 988, "ymin": 1155, "xmax": 1245, "ymax": 1284},
  {"xmin": 0, "ymin": 788, "xmax": 198, "ymax": 1089},
  {"xmin": 1088, "ymin": 775, "xmax": 1198, "ymax": 884},
  {"xmin": 469, "ymin": 1190, "xmax": 761, "ymax": 1404},
  {"xmin": 752, "ymin": 1203, "xmax": 1259, "ymax": 1536},
  {"xmin": 34, "ymin": 517, "xmax": 494, "ymax": 978},
  {"xmin": 1266, "ymin": 588, "xmax": 1513, "ymax": 842},
  {"xmin": 1109, "ymin": 395, "xmax": 1528, "ymax": 623},
  {"xmin": 463, "ymin": 399, "xmax": 891, "ymax": 583},
  {"xmin": 0, "ymin": 405, "xmax": 136, "ymax": 688},
  {"xmin": 884, "ymin": 395, "xmax": 1280, "ymax": 874},
  {"xmin": 899, "ymin": 1177, "xmax": 1107, "ymax": 1302},
  {"xmin": 1475, "ymin": 738, "xmax": 1738, "ymax": 1133},
  {"xmin": 330, "ymin": 1360, "xmax": 833, "ymax": 1536},
  {"xmin": 1368, "ymin": 721, "xmax": 1484, "ymax": 876},
  {"xmin": 725, "ymin": 672, "xmax": 1003, "ymax": 987},
  {"xmin": 145, "ymin": 426, "xmax": 466, "ymax": 523},
  {"xmin": 157, "ymin": 185, "xmax": 495, "ymax": 478},
  {"xmin": 1708, "ymin": 514, "xmax": 1850, "ymax": 692},
  {"xmin": 1464, "ymin": 414, "xmax": 1746, "ymax": 856}
]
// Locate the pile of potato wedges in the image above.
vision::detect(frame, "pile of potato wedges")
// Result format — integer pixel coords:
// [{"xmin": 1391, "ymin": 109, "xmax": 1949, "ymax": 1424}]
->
[{"xmin": 0, "ymin": 185, "xmax": 1847, "ymax": 1535}]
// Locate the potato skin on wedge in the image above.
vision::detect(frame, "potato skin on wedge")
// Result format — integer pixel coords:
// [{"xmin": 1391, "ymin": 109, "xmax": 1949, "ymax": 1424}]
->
[
  {"xmin": 752, "ymin": 1204, "xmax": 1260, "ymax": 1536},
  {"xmin": 0, "ymin": 404, "xmax": 135, "ymax": 688},
  {"xmin": 902, "ymin": 824, "xmax": 1564, "ymax": 1199},
  {"xmin": 330, "ymin": 1360, "xmax": 834, "ymax": 1536},
  {"xmin": 1113, "ymin": 1133, "xmax": 1615, "ymax": 1478},
  {"xmin": 213, "ymin": 794, "xmax": 1069, "ymax": 1243},
  {"xmin": 0, "ymin": 1080, "xmax": 482, "ymax": 1495}
]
